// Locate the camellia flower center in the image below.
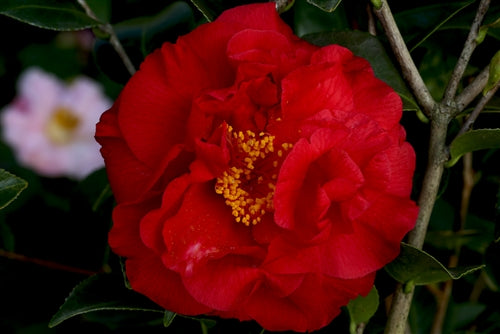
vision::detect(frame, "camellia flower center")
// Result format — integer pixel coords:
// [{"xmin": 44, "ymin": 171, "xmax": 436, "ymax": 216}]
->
[
  {"xmin": 45, "ymin": 107, "xmax": 80, "ymax": 145},
  {"xmin": 215, "ymin": 126, "xmax": 292, "ymax": 226}
]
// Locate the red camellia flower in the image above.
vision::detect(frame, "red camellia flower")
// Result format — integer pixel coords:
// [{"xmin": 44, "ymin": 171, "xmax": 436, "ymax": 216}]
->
[{"xmin": 96, "ymin": 3, "xmax": 419, "ymax": 332}]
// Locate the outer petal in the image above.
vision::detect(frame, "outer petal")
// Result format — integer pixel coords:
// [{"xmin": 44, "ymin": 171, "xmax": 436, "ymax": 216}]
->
[
  {"xmin": 216, "ymin": 2, "xmax": 297, "ymax": 38},
  {"xmin": 96, "ymin": 102, "xmax": 156, "ymax": 203},
  {"xmin": 322, "ymin": 194, "xmax": 418, "ymax": 278},
  {"xmin": 310, "ymin": 45, "xmax": 403, "ymax": 131},
  {"xmin": 244, "ymin": 273, "xmax": 375, "ymax": 332},
  {"xmin": 126, "ymin": 252, "xmax": 211, "ymax": 315}
]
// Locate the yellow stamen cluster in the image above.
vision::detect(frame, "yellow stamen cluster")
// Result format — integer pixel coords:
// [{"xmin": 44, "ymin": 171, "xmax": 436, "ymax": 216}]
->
[
  {"xmin": 45, "ymin": 107, "xmax": 80, "ymax": 145},
  {"xmin": 215, "ymin": 127, "xmax": 292, "ymax": 226}
]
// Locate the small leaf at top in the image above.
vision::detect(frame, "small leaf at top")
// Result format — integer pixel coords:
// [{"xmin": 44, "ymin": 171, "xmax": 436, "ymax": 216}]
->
[
  {"xmin": 346, "ymin": 286, "xmax": 379, "ymax": 334},
  {"xmin": 49, "ymin": 274, "xmax": 165, "ymax": 327},
  {"xmin": 0, "ymin": 169, "xmax": 28, "ymax": 210},
  {"xmin": 0, "ymin": 0, "xmax": 100, "ymax": 31},
  {"xmin": 447, "ymin": 129, "xmax": 500, "ymax": 167},
  {"xmin": 385, "ymin": 243, "xmax": 484, "ymax": 285},
  {"xmin": 306, "ymin": 0, "xmax": 342, "ymax": 12}
]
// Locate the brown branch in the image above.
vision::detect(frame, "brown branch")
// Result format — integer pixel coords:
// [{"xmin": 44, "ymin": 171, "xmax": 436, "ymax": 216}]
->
[
  {"xmin": 442, "ymin": 0, "xmax": 491, "ymax": 105},
  {"xmin": 77, "ymin": 0, "xmax": 136, "ymax": 76},
  {"xmin": 373, "ymin": 0, "xmax": 436, "ymax": 115},
  {"xmin": 456, "ymin": 80, "xmax": 500, "ymax": 138},
  {"xmin": 455, "ymin": 65, "xmax": 490, "ymax": 114}
]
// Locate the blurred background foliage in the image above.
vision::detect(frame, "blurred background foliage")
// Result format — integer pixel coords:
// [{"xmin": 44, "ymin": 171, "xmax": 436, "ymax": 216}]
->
[{"xmin": 1, "ymin": 0, "xmax": 500, "ymax": 333}]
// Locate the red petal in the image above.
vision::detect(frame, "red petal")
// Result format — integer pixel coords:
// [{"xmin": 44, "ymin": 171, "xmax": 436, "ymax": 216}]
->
[
  {"xmin": 216, "ymin": 3, "xmax": 296, "ymax": 38},
  {"xmin": 274, "ymin": 128, "xmax": 349, "ymax": 230},
  {"xmin": 323, "ymin": 194, "xmax": 418, "ymax": 278},
  {"xmin": 116, "ymin": 18, "xmax": 238, "ymax": 169},
  {"xmin": 243, "ymin": 273, "xmax": 375, "ymax": 332},
  {"xmin": 364, "ymin": 141, "xmax": 416, "ymax": 197},
  {"xmin": 126, "ymin": 252, "xmax": 211, "ymax": 315},
  {"xmin": 182, "ymin": 256, "xmax": 263, "ymax": 311},
  {"xmin": 108, "ymin": 200, "xmax": 158, "ymax": 258},
  {"xmin": 311, "ymin": 44, "xmax": 402, "ymax": 131},
  {"xmin": 281, "ymin": 62, "xmax": 354, "ymax": 122},
  {"xmin": 96, "ymin": 102, "xmax": 154, "ymax": 203},
  {"xmin": 140, "ymin": 174, "xmax": 192, "ymax": 255},
  {"xmin": 160, "ymin": 182, "xmax": 263, "ymax": 275}
]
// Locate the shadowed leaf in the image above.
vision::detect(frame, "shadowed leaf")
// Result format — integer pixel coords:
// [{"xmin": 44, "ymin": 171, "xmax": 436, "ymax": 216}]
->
[
  {"xmin": 385, "ymin": 243, "xmax": 484, "ymax": 285},
  {"xmin": 0, "ymin": 0, "xmax": 99, "ymax": 31},
  {"xmin": 49, "ymin": 274, "xmax": 169, "ymax": 327},
  {"xmin": 0, "ymin": 169, "xmax": 28, "ymax": 210}
]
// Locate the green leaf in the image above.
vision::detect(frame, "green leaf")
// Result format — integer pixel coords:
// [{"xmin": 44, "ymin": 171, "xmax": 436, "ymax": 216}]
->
[
  {"xmin": 0, "ymin": 0, "xmax": 100, "ymax": 31},
  {"xmin": 484, "ymin": 50, "xmax": 500, "ymax": 95},
  {"xmin": 114, "ymin": 1, "xmax": 193, "ymax": 55},
  {"xmin": 163, "ymin": 311, "xmax": 177, "ymax": 327},
  {"xmin": 447, "ymin": 129, "xmax": 500, "ymax": 167},
  {"xmin": 306, "ymin": 0, "xmax": 342, "ymax": 12},
  {"xmin": 0, "ymin": 169, "xmax": 28, "ymax": 210},
  {"xmin": 303, "ymin": 31, "xmax": 420, "ymax": 113},
  {"xmin": 85, "ymin": 0, "xmax": 111, "ymax": 22},
  {"xmin": 294, "ymin": 0, "xmax": 349, "ymax": 37},
  {"xmin": 385, "ymin": 243, "xmax": 484, "ymax": 285},
  {"xmin": 346, "ymin": 287, "xmax": 379, "ymax": 334},
  {"xmin": 49, "ymin": 274, "xmax": 165, "ymax": 327},
  {"xmin": 408, "ymin": 1, "xmax": 474, "ymax": 52},
  {"xmin": 394, "ymin": 2, "xmax": 475, "ymax": 49}
]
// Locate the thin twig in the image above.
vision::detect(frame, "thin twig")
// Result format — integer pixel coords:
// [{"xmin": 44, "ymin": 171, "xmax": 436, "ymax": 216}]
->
[
  {"xmin": 455, "ymin": 80, "xmax": 500, "ymax": 138},
  {"xmin": 77, "ymin": 0, "xmax": 136, "ymax": 76},
  {"xmin": 0, "ymin": 249, "xmax": 97, "ymax": 276},
  {"xmin": 455, "ymin": 65, "xmax": 490, "ymax": 114},
  {"xmin": 442, "ymin": 0, "xmax": 491, "ymax": 106},
  {"xmin": 366, "ymin": 4, "xmax": 377, "ymax": 36},
  {"xmin": 373, "ymin": 0, "xmax": 436, "ymax": 115}
]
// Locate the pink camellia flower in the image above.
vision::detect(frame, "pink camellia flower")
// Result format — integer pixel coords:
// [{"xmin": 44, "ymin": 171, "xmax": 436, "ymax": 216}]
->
[{"xmin": 1, "ymin": 67, "xmax": 111, "ymax": 179}]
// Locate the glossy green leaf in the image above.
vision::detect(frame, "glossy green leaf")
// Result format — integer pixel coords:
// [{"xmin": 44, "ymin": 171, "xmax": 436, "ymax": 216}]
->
[
  {"xmin": 49, "ymin": 274, "xmax": 165, "ymax": 327},
  {"xmin": 0, "ymin": 169, "xmax": 28, "ymax": 210},
  {"xmin": 303, "ymin": 31, "xmax": 420, "ymax": 112},
  {"xmin": 408, "ymin": 1, "xmax": 474, "ymax": 52},
  {"xmin": 306, "ymin": 0, "xmax": 342, "ymax": 12},
  {"xmin": 346, "ymin": 287, "xmax": 379, "ymax": 334},
  {"xmin": 385, "ymin": 243, "xmax": 484, "ymax": 285},
  {"xmin": 394, "ymin": 2, "xmax": 474, "ymax": 48},
  {"xmin": 447, "ymin": 129, "xmax": 500, "ymax": 167},
  {"xmin": 0, "ymin": 0, "xmax": 100, "ymax": 31}
]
